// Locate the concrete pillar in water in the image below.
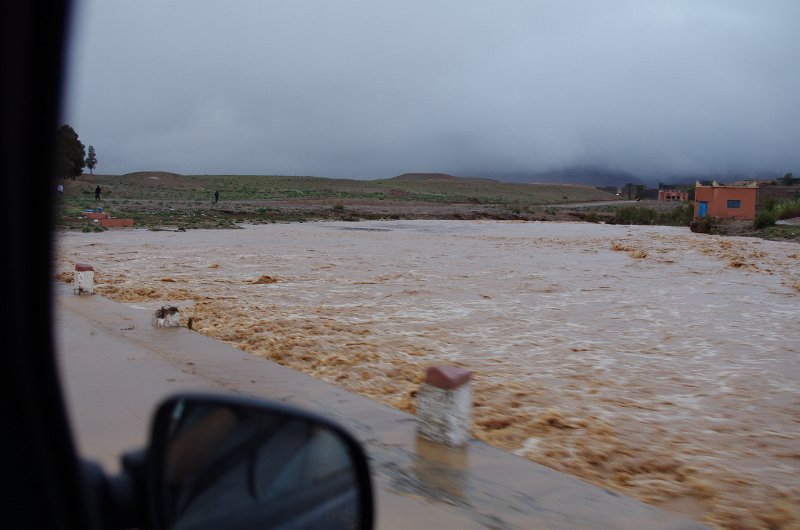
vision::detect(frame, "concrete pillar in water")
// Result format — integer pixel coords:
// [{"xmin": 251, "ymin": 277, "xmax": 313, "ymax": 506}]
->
[
  {"xmin": 74, "ymin": 263, "xmax": 94, "ymax": 295},
  {"xmin": 153, "ymin": 305, "xmax": 181, "ymax": 328},
  {"xmin": 416, "ymin": 366, "xmax": 472, "ymax": 447}
]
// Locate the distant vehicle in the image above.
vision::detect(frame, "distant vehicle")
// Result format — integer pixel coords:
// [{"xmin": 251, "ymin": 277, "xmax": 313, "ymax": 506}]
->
[{"xmin": 3, "ymin": 1, "xmax": 373, "ymax": 529}]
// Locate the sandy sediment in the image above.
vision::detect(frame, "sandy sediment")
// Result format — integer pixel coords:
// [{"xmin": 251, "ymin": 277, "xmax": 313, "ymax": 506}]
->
[{"xmin": 55, "ymin": 221, "xmax": 800, "ymax": 529}]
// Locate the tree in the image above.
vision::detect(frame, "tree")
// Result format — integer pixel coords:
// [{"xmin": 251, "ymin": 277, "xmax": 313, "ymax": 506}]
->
[
  {"xmin": 54, "ymin": 124, "xmax": 85, "ymax": 179},
  {"xmin": 783, "ymin": 172, "xmax": 794, "ymax": 186},
  {"xmin": 85, "ymin": 145, "xmax": 97, "ymax": 175}
]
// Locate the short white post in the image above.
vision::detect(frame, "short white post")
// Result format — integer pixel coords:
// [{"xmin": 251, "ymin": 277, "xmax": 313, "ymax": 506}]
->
[
  {"xmin": 416, "ymin": 366, "xmax": 472, "ymax": 447},
  {"xmin": 73, "ymin": 263, "xmax": 94, "ymax": 295}
]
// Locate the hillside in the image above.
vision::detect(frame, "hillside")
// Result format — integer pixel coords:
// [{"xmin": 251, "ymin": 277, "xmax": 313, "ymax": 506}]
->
[
  {"xmin": 55, "ymin": 172, "xmax": 618, "ymax": 229},
  {"xmin": 390, "ymin": 172, "xmax": 461, "ymax": 181}
]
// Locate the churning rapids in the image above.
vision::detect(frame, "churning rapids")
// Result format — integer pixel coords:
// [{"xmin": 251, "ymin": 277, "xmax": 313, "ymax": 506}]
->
[{"xmin": 55, "ymin": 220, "xmax": 799, "ymax": 529}]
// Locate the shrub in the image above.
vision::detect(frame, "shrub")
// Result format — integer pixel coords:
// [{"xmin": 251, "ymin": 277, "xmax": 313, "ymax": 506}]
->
[
  {"xmin": 690, "ymin": 217, "xmax": 718, "ymax": 233},
  {"xmin": 753, "ymin": 209, "xmax": 778, "ymax": 229},
  {"xmin": 608, "ymin": 204, "xmax": 693, "ymax": 227},
  {"xmin": 752, "ymin": 198, "xmax": 800, "ymax": 229},
  {"xmin": 762, "ymin": 197, "xmax": 779, "ymax": 212},
  {"xmin": 610, "ymin": 206, "xmax": 658, "ymax": 225},
  {"xmin": 672, "ymin": 203, "xmax": 694, "ymax": 225},
  {"xmin": 773, "ymin": 199, "xmax": 800, "ymax": 221}
]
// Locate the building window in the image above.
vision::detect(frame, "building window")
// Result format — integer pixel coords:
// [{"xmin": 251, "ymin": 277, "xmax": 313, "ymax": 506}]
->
[{"xmin": 727, "ymin": 200, "xmax": 741, "ymax": 208}]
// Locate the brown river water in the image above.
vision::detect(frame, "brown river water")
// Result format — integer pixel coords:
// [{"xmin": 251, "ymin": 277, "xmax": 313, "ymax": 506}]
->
[{"xmin": 55, "ymin": 220, "xmax": 799, "ymax": 529}]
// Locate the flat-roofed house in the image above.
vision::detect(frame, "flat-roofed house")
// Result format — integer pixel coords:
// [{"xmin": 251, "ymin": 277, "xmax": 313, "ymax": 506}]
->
[
  {"xmin": 694, "ymin": 180, "xmax": 758, "ymax": 220},
  {"xmin": 657, "ymin": 183, "xmax": 690, "ymax": 202}
]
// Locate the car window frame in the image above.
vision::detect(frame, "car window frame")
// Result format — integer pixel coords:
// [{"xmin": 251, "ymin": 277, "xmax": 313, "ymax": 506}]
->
[{"xmin": 2, "ymin": 1, "xmax": 100, "ymax": 528}]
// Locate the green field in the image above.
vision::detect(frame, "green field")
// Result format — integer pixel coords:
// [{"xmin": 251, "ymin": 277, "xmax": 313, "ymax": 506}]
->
[
  {"xmin": 55, "ymin": 171, "xmax": 799, "ymax": 241},
  {"xmin": 55, "ymin": 171, "xmax": 619, "ymax": 229},
  {"xmin": 63, "ymin": 171, "xmax": 615, "ymax": 203}
]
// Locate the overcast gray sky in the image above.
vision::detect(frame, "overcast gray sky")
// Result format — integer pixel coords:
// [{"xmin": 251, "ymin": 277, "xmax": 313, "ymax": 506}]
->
[{"xmin": 64, "ymin": 0, "xmax": 799, "ymax": 181}]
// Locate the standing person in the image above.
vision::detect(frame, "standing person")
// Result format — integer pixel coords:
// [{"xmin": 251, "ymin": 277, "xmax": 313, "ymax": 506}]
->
[
  {"xmin": 213, "ymin": 190, "xmax": 219, "ymax": 203},
  {"xmin": 95, "ymin": 185, "xmax": 101, "ymax": 200}
]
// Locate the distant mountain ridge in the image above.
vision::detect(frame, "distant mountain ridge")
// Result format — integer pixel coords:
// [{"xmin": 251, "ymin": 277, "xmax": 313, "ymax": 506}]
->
[
  {"xmin": 484, "ymin": 167, "xmax": 643, "ymax": 188},
  {"xmin": 114, "ymin": 169, "xmax": 784, "ymax": 188},
  {"xmin": 480, "ymin": 167, "xmax": 785, "ymax": 188},
  {"xmin": 390, "ymin": 169, "xmax": 654, "ymax": 187},
  {"xmin": 391, "ymin": 173, "xmax": 465, "ymax": 181}
]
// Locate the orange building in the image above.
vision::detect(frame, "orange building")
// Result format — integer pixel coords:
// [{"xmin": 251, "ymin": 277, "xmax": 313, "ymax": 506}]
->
[
  {"xmin": 694, "ymin": 181, "xmax": 758, "ymax": 220},
  {"xmin": 658, "ymin": 189, "xmax": 689, "ymax": 202}
]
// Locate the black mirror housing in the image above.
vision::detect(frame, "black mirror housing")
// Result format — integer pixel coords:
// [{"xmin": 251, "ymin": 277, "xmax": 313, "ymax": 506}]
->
[{"xmin": 144, "ymin": 393, "xmax": 374, "ymax": 530}]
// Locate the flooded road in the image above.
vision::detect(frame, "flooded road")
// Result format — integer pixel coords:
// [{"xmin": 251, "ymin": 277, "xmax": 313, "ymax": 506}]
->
[{"xmin": 55, "ymin": 221, "xmax": 800, "ymax": 529}]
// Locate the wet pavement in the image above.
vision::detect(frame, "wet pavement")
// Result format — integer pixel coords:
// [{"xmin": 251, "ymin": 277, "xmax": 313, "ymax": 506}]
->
[{"xmin": 55, "ymin": 282, "xmax": 707, "ymax": 529}]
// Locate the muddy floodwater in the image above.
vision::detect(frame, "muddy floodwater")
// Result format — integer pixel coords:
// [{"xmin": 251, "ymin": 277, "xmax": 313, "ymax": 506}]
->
[{"xmin": 55, "ymin": 221, "xmax": 799, "ymax": 529}]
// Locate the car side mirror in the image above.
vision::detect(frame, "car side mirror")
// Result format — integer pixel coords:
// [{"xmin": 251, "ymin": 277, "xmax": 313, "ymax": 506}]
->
[{"xmin": 141, "ymin": 393, "xmax": 373, "ymax": 530}]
